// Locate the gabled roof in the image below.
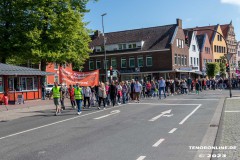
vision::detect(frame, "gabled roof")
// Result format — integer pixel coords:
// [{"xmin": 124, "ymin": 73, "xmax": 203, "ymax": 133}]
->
[
  {"xmin": 196, "ymin": 34, "xmax": 205, "ymax": 52},
  {"xmin": 0, "ymin": 63, "xmax": 54, "ymax": 76},
  {"xmin": 186, "ymin": 25, "xmax": 217, "ymax": 42},
  {"xmin": 90, "ymin": 24, "xmax": 177, "ymax": 52},
  {"xmin": 220, "ymin": 24, "xmax": 229, "ymax": 38}
]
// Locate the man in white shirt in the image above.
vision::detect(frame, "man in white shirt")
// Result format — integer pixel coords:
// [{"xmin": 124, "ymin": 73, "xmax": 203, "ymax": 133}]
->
[{"xmin": 134, "ymin": 79, "xmax": 142, "ymax": 103}]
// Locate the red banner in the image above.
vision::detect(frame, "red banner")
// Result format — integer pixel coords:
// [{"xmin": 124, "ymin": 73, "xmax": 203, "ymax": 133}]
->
[{"xmin": 60, "ymin": 67, "xmax": 99, "ymax": 87}]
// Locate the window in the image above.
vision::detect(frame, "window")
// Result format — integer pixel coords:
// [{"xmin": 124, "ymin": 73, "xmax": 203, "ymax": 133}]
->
[
  {"xmin": 54, "ymin": 63, "xmax": 58, "ymax": 70},
  {"xmin": 214, "ymin": 45, "xmax": 216, "ymax": 52},
  {"xmin": 192, "ymin": 45, "xmax": 196, "ymax": 51},
  {"xmin": 146, "ymin": 56, "xmax": 153, "ymax": 66},
  {"xmin": 197, "ymin": 58, "xmax": 199, "ymax": 66},
  {"xmin": 54, "ymin": 75, "xmax": 59, "ymax": 83},
  {"xmin": 0, "ymin": 77, "xmax": 3, "ymax": 92},
  {"xmin": 103, "ymin": 60, "xmax": 109, "ymax": 69},
  {"xmin": 176, "ymin": 39, "xmax": 184, "ymax": 48},
  {"xmin": 89, "ymin": 60, "xmax": 94, "ymax": 70},
  {"xmin": 184, "ymin": 56, "xmax": 187, "ymax": 66},
  {"xmin": 111, "ymin": 58, "xmax": 117, "ymax": 69},
  {"xmin": 121, "ymin": 58, "xmax": 127, "ymax": 68},
  {"xmin": 194, "ymin": 57, "xmax": 196, "ymax": 65},
  {"xmin": 138, "ymin": 57, "xmax": 143, "ymax": 67},
  {"xmin": 174, "ymin": 54, "xmax": 177, "ymax": 65},
  {"xmin": 191, "ymin": 57, "xmax": 193, "ymax": 65},
  {"xmin": 129, "ymin": 57, "xmax": 135, "ymax": 68},
  {"xmin": 118, "ymin": 44, "xmax": 126, "ymax": 50},
  {"xmin": 224, "ymin": 47, "xmax": 226, "ymax": 53},
  {"xmin": 96, "ymin": 60, "xmax": 101, "ymax": 69},
  {"xmin": 181, "ymin": 55, "xmax": 184, "ymax": 66},
  {"xmin": 34, "ymin": 77, "xmax": 38, "ymax": 90},
  {"xmin": 19, "ymin": 77, "xmax": 38, "ymax": 91},
  {"xmin": 178, "ymin": 55, "xmax": 181, "ymax": 66},
  {"xmin": 181, "ymin": 40, "xmax": 184, "ymax": 49}
]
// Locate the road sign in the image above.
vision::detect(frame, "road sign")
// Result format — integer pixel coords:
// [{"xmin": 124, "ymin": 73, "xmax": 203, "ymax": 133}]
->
[{"xmin": 226, "ymin": 53, "xmax": 233, "ymax": 61}]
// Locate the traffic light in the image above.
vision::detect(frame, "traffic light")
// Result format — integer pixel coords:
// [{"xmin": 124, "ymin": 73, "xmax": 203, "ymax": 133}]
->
[
  {"xmin": 110, "ymin": 66, "xmax": 113, "ymax": 76},
  {"xmin": 226, "ymin": 64, "xmax": 230, "ymax": 72}
]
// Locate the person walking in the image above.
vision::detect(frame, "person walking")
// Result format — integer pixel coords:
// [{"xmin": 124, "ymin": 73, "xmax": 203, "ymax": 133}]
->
[
  {"xmin": 122, "ymin": 81, "xmax": 128, "ymax": 104},
  {"xmin": 134, "ymin": 79, "xmax": 142, "ymax": 103},
  {"xmin": 98, "ymin": 82, "xmax": 107, "ymax": 110},
  {"xmin": 158, "ymin": 77, "xmax": 166, "ymax": 99},
  {"xmin": 105, "ymin": 82, "xmax": 110, "ymax": 106},
  {"xmin": 195, "ymin": 79, "xmax": 200, "ymax": 95},
  {"xmin": 52, "ymin": 82, "xmax": 61, "ymax": 116},
  {"xmin": 60, "ymin": 83, "xmax": 67, "ymax": 110},
  {"xmin": 74, "ymin": 83, "xmax": 83, "ymax": 115},
  {"xmin": 68, "ymin": 84, "xmax": 76, "ymax": 109},
  {"xmin": 109, "ymin": 81, "xmax": 117, "ymax": 107},
  {"xmin": 42, "ymin": 83, "xmax": 46, "ymax": 100},
  {"xmin": 83, "ymin": 86, "xmax": 91, "ymax": 109},
  {"xmin": 116, "ymin": 82, "xmax": 122, "ymax": 105}
]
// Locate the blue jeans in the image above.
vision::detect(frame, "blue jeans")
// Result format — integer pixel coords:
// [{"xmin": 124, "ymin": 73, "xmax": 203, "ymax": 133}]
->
[
  {"xmin": 76, "ymin": 99, "xmax": 82, "ymax": 112},
  {"xmin": 159, "ymin": 87, "xmax": 166, "ymax": 99},
  {"xmin": 122, "ymin": 92, "xmax": 127, "ymax": 104}
]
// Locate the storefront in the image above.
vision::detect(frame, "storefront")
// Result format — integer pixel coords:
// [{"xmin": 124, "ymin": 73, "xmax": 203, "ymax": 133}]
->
[{"xmin": 0, "ymin": 63, "xmax": 53, "ymax": 104}]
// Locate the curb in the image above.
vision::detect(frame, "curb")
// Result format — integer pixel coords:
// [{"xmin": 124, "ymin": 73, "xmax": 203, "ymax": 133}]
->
[{"xmin": 194, "ymin": 97, "xmax": 226, "ymax": 160}]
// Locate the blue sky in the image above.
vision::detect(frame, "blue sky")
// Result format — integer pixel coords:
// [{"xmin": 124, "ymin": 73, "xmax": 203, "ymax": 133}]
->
[{"xmin": 84, "ymin": 0, "xmax": 240, "ymax": 40}]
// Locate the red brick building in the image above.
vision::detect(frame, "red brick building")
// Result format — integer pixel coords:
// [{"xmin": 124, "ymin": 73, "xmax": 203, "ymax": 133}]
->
[{"xmin": 82, "ymin": 19, "xmax": 191, "ymax": 81}]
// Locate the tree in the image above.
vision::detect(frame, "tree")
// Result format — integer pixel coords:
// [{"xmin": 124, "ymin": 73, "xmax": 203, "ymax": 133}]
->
[
  {"xmin": 206, "ymin": 62, "xmax": 220, "ymax": 78},
  {"xmin": 0, "ymin": 0, "xmax": 96, "ymax": 71},
  {"xmin": 219, "ymin": 56, "xmax": 226, "ymax": 78}
]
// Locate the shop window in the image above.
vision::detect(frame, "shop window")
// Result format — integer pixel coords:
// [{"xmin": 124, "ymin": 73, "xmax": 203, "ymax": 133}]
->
[
  {"xmin": 0, "ymin": 77, "xmax": 3, "ymax": 92},
  {"xmin": 121, "ymin": 58, "xmax": 127, "ymax": 68},
  {"xmin": 146, "ymin": 56, "xmax": 152, "ymax": 66},
  {"xmin": 129, "ymin": 57, "xmax": 135, "ymax": 68},
  {"xmin": 138, "ymin": 57, "xmax": 143, "ymax": 67}
]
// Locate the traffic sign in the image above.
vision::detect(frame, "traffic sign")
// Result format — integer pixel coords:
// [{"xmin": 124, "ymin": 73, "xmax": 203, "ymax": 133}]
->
[{"xmin": 225, "ymin": 53, "xmax": 233, "ymax": 61}]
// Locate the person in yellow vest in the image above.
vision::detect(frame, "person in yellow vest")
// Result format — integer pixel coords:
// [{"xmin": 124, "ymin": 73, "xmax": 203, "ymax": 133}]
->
[
  {"xmin": 75, "ymin": 83, "xmax": 83, "ymax": 115},
  {"xmin": 52, "ymin": 82, "xmax": 62, "ymax": 116}
]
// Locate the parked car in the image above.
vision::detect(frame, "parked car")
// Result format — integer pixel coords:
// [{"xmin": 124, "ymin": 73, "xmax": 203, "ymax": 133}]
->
[{"xmin": 45, "ymin": 84, "xmax": 54, "ymax": 99}]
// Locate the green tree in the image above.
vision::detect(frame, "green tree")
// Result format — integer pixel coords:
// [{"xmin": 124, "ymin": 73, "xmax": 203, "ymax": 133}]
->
[
  {"xmin": 219, "ymin": 62, "xmax": 226, "ymax": 78},
  {"xmin": 206, "ymin": 62, "xmax": 220, "ymax": 78}
]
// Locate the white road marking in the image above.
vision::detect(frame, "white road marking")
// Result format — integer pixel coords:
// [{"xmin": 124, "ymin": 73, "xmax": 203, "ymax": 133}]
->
[
  {"xmin": 149, "ymin": 110, "xmax": 172, "ymax": 121},
  {"xmin": 129, "ymin": 103, "xmax": 201, "ymax": 106},
  {"xmin": 0, "ymin": 106, "xmax": 125, "ymax": 141},
  {"xmin": 152, "ymin": 138, "xmax": 165, "ymax": 147},
  {"xmin": 225, "ymin": 111, "xmax": 240, "ymax": 113},
  {"xmin": 179, "ymin": 104, "xmax": 202, "ymax": 125},
  {"xmin": 136, "ymin": 156, "xmax": 146, "ymax": 160},
  {"xmin": 169, "ymin": 128, "xmax": 177, "ymax": 133},
  {"xmin": 94, "ymin": 110, "xmax": 120, "ymax": 120}
]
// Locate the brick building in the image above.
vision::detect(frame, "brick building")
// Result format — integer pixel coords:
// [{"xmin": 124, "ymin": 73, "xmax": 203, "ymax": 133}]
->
[{"xmin": 82, "ymin": 19, "xmax": 192, "ymax": 81}]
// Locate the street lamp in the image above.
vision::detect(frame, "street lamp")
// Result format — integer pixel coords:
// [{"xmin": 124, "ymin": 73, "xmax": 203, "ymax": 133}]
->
[{"xmin": 101, "ymin": 13, "xmax": 108, "ymax": 82}]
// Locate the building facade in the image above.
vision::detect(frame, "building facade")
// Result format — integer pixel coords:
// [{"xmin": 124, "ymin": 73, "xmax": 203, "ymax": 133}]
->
[{"xmin": 82, "ymin": 19, "xmax": 191, "ymax": 81}]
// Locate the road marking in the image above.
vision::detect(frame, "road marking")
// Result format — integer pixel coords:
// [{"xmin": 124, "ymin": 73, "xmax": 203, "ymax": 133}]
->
[
  {"xmin": 149, "ymin": 110, "xmax": 172, "ymax": 121},
  {"xmin": 179, "ymin": 104, "xmax": 202, "ymax": 125},
  {"xmin": 136, "ymin": 156, "xmax": 146, "ymax": 160},
  {"xmin": 169, "ymin": 128, "xmax": 177, "ymax": 133},
  {"xmin": 129, "ymin": 103, "xmax": 201, "ymax": 106},
  {"xmin": 164, "ymin": 99, "xmax": 219, "ymax": 101},
  {"xmin": 225, "ymin": 111, "xmax": 240, "ymax": 113},
  {"xmin": 152, "ymin": 138, "xmax": 165, "ymax": 147},
  {"xmin": 94, "ymin": 110, "xmax": 120, "ymax": 120},
  {"xmin": 0, "ymin": 105, "xmax": 125, "ymax": 141}
]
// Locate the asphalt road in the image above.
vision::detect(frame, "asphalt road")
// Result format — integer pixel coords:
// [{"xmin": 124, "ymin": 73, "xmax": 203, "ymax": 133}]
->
[{"xmin": 0, "ymin": 90, "xmax": 229, "ymax": 160}]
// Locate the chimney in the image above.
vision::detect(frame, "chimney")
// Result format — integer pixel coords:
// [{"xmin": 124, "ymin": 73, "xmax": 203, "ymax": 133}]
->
[
  {"xmin": 94, "ymin": 30, "xmax": 101, "ymax": 37},
  {"xmin": 176, "ymin": 18, "xmax": 182, "ymax": 28}
]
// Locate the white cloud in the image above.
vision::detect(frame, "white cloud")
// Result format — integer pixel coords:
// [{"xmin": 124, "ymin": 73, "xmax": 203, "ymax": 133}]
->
[{"xmin": 221, "ymin": 0, "xmax": 240, "ymax": 6}]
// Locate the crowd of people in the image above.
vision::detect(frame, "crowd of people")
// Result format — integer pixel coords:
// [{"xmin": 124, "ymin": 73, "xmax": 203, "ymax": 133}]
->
[{"xmin": 47, "ymin": 77, "xmax": 239, "ymax": 116}]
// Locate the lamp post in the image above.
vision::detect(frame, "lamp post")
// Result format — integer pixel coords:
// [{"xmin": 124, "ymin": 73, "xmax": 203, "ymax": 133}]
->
[{"xmin": 101, "ymin": 13, "xmax": 107, "ymax": 82}]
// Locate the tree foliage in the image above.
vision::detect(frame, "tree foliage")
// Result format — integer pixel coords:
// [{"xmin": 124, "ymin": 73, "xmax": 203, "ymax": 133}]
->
[
  {"xmin": 0, "ymin": 0, "xmax": 96, "ymax": 71},
  {"xmin": 206, "ymin": 62, "xmax": 220, "ymax": 78}
]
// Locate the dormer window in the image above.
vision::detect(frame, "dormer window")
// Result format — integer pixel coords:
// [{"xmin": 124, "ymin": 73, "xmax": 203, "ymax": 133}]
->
[{"xmin": 118, "ymin": 44, "xmax": 126, "ymax": 50}]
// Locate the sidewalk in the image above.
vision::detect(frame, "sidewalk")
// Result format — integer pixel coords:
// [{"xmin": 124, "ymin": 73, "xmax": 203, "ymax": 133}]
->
[
  {"xmin": 0, "ymin": 99, "xmax": 71, "ymax": 121},
  {"xmin": 214, "ymin": 97, "xmax": 240, "ymax": 159}
]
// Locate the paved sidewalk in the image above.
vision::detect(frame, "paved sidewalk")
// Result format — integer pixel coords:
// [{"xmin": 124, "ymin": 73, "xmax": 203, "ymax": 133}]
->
[
  {"xmin": 214, "ymin": 97, "xmax": 240, "ymax": 159},
  {"xmin": 0, "ymin": 99, "xmax": 71, "ymax": 121}
]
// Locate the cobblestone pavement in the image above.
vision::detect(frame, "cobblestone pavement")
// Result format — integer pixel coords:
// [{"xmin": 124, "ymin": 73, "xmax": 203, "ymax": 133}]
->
[{"xmin": 214, "ymin": 97, "xmax": 240, "ymax": 160}]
